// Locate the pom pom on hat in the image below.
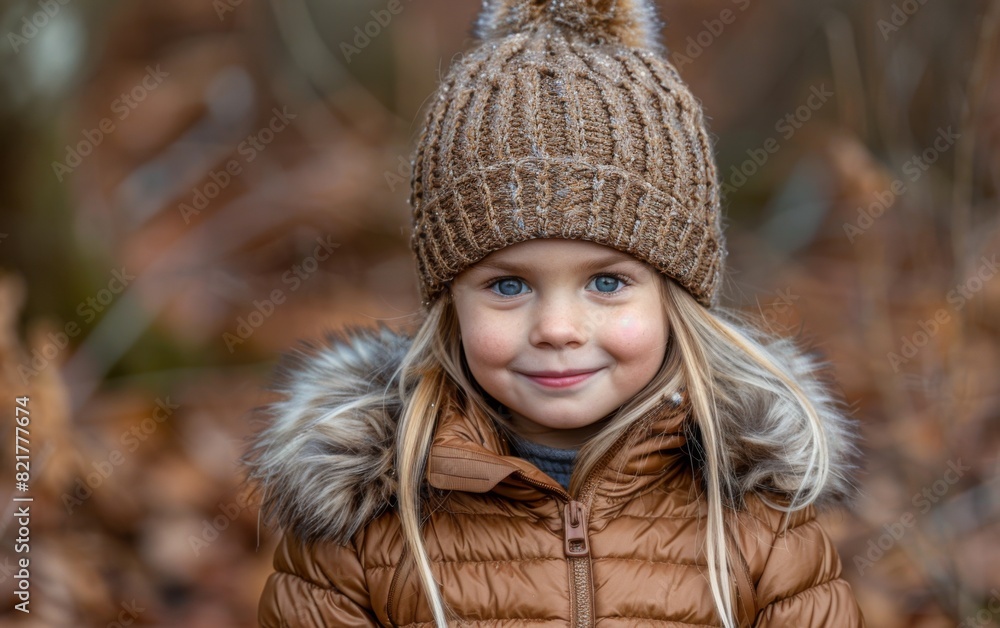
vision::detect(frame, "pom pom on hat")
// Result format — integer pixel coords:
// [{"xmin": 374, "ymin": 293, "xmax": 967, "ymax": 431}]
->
[{"xmin": 476, "ymin": 0, "xmax": 663, "ymax": 49}]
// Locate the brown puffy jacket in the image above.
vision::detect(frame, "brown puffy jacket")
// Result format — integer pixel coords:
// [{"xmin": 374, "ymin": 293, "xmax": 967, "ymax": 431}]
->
[{"xmin": 246, "ymin": 327, "xmax": 865, "ymax": 626}]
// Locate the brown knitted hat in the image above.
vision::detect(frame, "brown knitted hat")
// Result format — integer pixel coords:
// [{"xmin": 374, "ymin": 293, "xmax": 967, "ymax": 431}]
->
[{"xmin": 409, "ymin": 0, "xmax": 726, "ymax": 308}]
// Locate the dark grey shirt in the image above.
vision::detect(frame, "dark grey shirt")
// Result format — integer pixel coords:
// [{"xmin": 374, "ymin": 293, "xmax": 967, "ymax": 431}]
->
[{"xmin": 505, "ymin": 431, "xmax": 579, "ymax": 492}]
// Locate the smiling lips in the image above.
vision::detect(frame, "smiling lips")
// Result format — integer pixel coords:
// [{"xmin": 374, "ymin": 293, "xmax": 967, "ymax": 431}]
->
[{"xmin": 520, "ymin": 368, "xmax": 602, "ymax": 389}]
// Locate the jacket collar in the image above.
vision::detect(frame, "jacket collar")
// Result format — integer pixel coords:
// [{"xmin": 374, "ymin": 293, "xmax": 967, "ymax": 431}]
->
[{"xmin": 426, "ymin": 390, "xmax": 692, "ymax": 500}]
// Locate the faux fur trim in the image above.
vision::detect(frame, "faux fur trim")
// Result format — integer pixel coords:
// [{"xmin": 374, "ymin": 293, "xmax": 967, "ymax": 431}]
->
[
  {"xmin": 709, "ymin": 335, "xmax": 863, "ymax": 510},
  {"xmin": 476, "ymin": 0, "xmax": 663, "ymax": 50},
  {"xmin": 242, "ymin": 326, "xmax": 408, "ymax": 546},
  {"xmin": 243, "ymin": 325, "xmax": 860, "ymax": 545}
]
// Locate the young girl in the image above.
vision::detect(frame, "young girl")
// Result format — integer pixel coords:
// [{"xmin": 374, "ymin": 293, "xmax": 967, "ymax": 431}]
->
[{"xmin": 245, "ymin": 0, "xmax": 865, "ymax": 625}]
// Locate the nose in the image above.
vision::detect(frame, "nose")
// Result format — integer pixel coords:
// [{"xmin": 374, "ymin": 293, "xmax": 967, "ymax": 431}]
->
[{"xmin": 528, "ymin": 293, "xmax": 591, "ymax": 349}]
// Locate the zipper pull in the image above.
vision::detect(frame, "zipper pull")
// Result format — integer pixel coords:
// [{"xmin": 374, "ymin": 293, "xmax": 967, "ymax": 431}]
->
[{"xmin": 563, "ymin": 500, "xmax": 590, "ymax": 557}]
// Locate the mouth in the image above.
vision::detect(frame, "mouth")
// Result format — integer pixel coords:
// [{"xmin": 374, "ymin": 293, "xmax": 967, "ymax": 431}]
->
[{"xmin": 518, "ymin": 368, "xmax": 603, "ymax": 389}]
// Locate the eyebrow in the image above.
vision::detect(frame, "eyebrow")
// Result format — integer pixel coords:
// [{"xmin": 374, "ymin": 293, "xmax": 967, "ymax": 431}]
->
[{"xmin": 475, "ymin": 253, "xmax": 646, "ymax": 274}]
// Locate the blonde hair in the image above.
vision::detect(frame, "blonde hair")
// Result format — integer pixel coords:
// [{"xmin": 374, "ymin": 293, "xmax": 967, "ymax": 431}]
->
[{"xmin": 394, "ymin": 276, "xmax": 837, "ymax": 627}]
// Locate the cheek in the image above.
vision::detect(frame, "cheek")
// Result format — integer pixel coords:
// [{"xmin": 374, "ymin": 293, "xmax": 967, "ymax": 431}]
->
[
  {"xmin": 459, "ymin": 315, "xmax": 518, "ymax": 369},
  {"xmin": 614, "ymin": 314, "xmax": 660, "ymax": 344},
  {"xmin": 608, "ymin": 310, "xmax": 667, "ymax": 362},
  {"xmin": 465, "ymin": 334, "xmax": 508, "ymax": 368},
  {"xmin": 615, "ymin": 315, "xmax": 642, "ymax": 341}
]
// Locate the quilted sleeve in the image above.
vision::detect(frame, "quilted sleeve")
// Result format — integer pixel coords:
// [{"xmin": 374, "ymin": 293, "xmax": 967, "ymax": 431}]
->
[
  {"xmin": 258, "ymin": 533, "xmax": 379, "ymax": 627},
  {"xmin": 753, "ymin": 507, "xmax": 865, "ymax": 627}
]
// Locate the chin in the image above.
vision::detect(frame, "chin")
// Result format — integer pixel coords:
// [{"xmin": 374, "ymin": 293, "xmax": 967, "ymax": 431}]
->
[{"xmin": 516, "ymin": 405, "xmax": 608, "ymax": 430}]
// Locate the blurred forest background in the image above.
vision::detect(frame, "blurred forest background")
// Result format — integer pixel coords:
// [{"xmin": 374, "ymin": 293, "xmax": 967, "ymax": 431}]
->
[{"xmin": 0, "ymin": 0, "xmax": 998, "ymax": 626}]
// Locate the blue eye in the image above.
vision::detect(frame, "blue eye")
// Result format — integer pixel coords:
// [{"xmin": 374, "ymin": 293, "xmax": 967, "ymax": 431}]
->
[
  {"xmin": 491, "ymin": 278, "xmax": 528, "ymax": 296},
  {"xmin": 589, "ymin": 275, "xmax": 625, "ymax": 293}
]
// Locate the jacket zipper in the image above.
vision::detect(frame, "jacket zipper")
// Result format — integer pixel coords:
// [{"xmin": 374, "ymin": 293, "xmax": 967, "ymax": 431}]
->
[
  {"xmin": 563, "ymin": 500, "xmax": 593, "ymax": 627},
  {"xmin": 566, "ymin": 422, "xmax": 648, "ymax": 627},
  {"xmin": 514, "ymin": 403, "xmax": 665, "ymax": 627}
]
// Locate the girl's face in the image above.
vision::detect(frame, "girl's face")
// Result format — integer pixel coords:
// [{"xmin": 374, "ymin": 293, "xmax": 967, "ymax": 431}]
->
[{"xmin": 450, "ymin": 239, "xmax": 669, "ymax": 449}]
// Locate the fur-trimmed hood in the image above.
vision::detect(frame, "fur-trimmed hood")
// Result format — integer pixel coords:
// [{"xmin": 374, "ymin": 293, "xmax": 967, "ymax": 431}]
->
[{"xmin": 243, "ymin": 325, "xmax": 860, "ymax": 546}]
